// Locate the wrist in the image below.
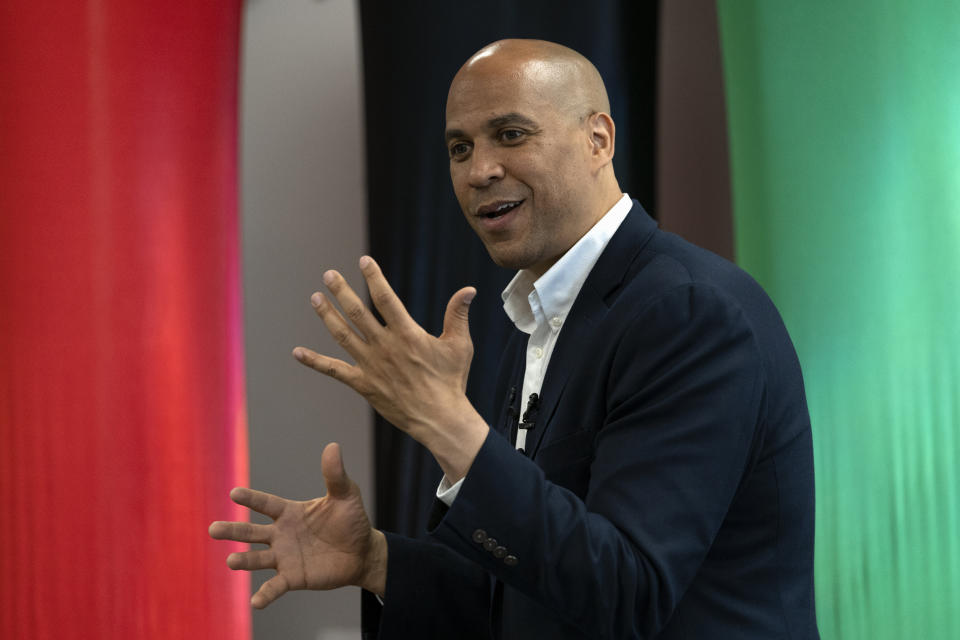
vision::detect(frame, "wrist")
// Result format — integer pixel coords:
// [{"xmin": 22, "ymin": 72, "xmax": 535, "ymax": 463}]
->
[
  {"xmin": 359, "ymin": 529, "xmax": 388, "ymax": 597},
  {"xmin": 426, "ymin": 402, "xmax": 489, "ymax": 483}
]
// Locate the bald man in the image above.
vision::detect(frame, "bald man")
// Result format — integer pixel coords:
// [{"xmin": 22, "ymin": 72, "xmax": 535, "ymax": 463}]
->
[{"xmin": 211, "ymin": 40, "xmax": 819, "ymax": 639}]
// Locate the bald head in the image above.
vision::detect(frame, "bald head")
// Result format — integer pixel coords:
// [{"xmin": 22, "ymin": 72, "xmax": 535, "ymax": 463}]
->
[
  {"xmin": 449, "ymin": 39, "xmax": 610, "ymax": 123},
  {"xmin": 444, "ymin": 39, "xmax": 622, "ymax": 276}
]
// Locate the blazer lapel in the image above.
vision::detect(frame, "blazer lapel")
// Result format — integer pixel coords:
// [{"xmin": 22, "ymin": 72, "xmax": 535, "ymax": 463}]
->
[{"xmin": 525, "ymin": 201, "xmax": 658, "ymax": 458}]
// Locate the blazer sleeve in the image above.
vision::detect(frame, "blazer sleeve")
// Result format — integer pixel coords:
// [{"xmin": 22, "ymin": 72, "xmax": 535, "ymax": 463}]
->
[
  {"xmin": 426, "ymin": 283, "xmax": 768, "ymax": 638},
  {"xmin": 373, "ymin": 531, "xmax": 493, "ymax": 639}
]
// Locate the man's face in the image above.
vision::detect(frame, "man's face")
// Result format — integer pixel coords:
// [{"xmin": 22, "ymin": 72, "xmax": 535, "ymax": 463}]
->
[{"xmin": 445, "ymin": 59, "xmax": 595, "ymax": 275}]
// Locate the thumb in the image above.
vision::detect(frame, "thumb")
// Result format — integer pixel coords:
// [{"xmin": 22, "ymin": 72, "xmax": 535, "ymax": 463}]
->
[
  {"xmin": 321, "ymin": 442, "xmax": 352, "ymax": 498},
  {"xmin": 442, "ymin": 286, "xmax": 476, "ymax": 341}
]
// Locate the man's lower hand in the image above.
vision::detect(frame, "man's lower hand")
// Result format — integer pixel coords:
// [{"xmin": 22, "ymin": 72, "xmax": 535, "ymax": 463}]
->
[{"xmin": 209, "ymin": 442, "xmax": 386, "ymax": 608}]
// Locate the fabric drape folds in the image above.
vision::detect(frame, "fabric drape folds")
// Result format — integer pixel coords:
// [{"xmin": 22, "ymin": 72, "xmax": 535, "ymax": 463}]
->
[
  {"xmin": 718, "ymin": 1, "xmax": 960, "ymax": 637},
  {"xmin": 0, "ymin": 2, "xmax": 249, "ymax": 638}
]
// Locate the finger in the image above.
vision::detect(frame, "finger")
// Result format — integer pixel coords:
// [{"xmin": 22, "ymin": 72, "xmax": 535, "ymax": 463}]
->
[
  {"xmin": 441, "ymin": 286, "xmax": 476, "ymax": 342},
  {"xmin": 358, "ymin": 256, "xmax": 414, "ymax": 329},
  {"xmin": 227, "ymin": 548, "xmax": 275, "ymax": 571},
  {"xmin": 252, "ymin": 574, "xmax": 290, "ymax": 609},
  {"xmin": 209, "ymin": 520, "xmax": 272, "ymax": 544},
  {"xmin": 321, "ymin": 442, "xmax": 352, "ymax": 498},
  {"xmin": 310, "ymin": 291, "xmax": 370, "ymax": 361},
  {"xmin": 229, "ymin": 487, "xmax": 287, "ymax": 520},
  {"xmin": 292, "ymin": 347, "xmax": 363, "ymax": 388},
  {"xmin": 322, "ymin": 270, "xmax": 383, "ymax": 339}
]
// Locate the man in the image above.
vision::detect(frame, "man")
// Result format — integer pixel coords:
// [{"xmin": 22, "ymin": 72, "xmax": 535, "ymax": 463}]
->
[{"xmin": 210, "ymin": 39, "xmax": 819, "ymax": 638}]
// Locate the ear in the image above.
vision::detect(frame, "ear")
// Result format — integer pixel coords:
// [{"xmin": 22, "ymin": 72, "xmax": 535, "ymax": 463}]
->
[{"xmin": 586, "ymin": 112, "xmax": 616, "ymax": 166}]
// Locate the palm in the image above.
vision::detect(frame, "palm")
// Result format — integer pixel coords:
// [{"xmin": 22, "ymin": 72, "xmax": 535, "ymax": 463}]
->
[
  {"xmin": 270, "ymin": 489, "xmax": 372, "ymax": 592},
  {"xmin": 209, "ymin": 443, "xmax": 382, "ymax": 608}
]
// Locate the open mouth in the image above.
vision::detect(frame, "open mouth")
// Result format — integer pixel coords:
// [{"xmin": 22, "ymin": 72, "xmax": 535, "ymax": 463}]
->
[{"xmin": 478, "ymin": 200, "xmax": 523, "ymax": 220}]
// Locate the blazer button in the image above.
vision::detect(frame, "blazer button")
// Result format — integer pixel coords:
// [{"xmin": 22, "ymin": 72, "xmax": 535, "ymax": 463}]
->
[
  {"xmin": 472, "ymin": 529, "xmax": 488, "ymax": 544},
  {"xmin": 483, "ymin": 538, "xmax": 498, "ymax": 552},
  {"xmin": 504, "ymin": 555, "xmax": 519, "ymax": 566},
  {"xmin": 493, "ymin": 546, "xmax": 507, "ymax": 559}
]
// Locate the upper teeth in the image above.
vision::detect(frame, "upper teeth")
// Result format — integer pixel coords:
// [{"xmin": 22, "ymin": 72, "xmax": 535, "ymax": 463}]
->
[{"xmin": 496, "ymin": 202, "xmax": 517, "ymax": 212}]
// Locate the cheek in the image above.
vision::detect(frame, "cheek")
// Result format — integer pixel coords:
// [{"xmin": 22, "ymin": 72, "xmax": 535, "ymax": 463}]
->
[
  {"xmin": 449, "ymin": 164, "xmax": 461, "ymax": 191},
  {"xmin": 555, "ymin": 142, "xmax": 590, "ymax": 178},
  {"xmin": 528, "ymin": 144, "xmax": 585, "ymax": 198},
  {"xmin": 449, "ymin": 168, "xmax": 469, "ymax": 204}
]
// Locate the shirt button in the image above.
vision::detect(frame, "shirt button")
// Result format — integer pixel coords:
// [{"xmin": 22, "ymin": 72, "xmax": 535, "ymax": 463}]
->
[
  {"xmin": 532, "ymin": 347, "xmax": 544, "ymax": 359},
  {"xmin": 472, "ymin": 529, "xmax": 488, "ymax": 544},
  {"xmin": 483, "ymin": 537, "xmax": 498, "ymax": 552},
  {"xmin": 493, "ymin": 546, "xmax": 508, "ymax": 559},
  {"xmin": 550, "ymin": 317, "xmax": 562, "ymax": 328},
  {"xmin": 504, "ymin": 555, "xmax": 519, "ymax": 566}
]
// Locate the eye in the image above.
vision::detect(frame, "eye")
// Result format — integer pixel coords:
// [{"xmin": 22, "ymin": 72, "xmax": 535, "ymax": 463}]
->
[
  {"xmin": 499, "ymin": 129, "xmax": 525, "ymax": 143},
  {"xmin": 449, "ymin": 142, "xmax": 471, "ymax": 159}
]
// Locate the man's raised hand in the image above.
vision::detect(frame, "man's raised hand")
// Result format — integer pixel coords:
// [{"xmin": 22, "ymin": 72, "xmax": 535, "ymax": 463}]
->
[
  {"xmin": 208, "ymin": 443, "xmax": 386, "ymax": 608},
  {"xmin": 292, "ymin": 256, "xmax": 489, "ymax": 482}
]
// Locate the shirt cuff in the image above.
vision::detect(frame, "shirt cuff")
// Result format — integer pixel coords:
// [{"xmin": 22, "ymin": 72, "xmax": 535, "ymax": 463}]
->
[{"xmin": 436, "ymin": 474, "xmax": 465, "ymax": 506}]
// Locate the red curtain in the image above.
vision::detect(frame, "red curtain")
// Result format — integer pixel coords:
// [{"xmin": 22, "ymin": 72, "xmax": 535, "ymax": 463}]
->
[{"xmin": 0, "ymin": 2, "xmax": 249, "ymax": 638}]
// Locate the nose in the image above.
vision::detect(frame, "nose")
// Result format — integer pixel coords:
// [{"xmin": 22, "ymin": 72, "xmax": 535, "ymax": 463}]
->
[{"xmin": 467, "ymin": 142, "xmax": 505, "ymax": 188}]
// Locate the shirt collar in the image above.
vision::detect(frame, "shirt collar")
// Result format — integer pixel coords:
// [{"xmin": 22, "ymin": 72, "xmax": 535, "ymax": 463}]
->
[{"xmin": 502, "ymin": 193, "xmax": 633, "ymax": 334}]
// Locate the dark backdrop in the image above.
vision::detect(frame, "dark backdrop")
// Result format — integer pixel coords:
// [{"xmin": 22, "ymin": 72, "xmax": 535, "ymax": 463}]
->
[{"xmin": 358, "ymin": 0, "xmax": 661, "ymax": 538}]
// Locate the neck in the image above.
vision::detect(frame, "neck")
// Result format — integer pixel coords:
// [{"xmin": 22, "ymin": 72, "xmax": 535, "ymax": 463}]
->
[{"xmin": 527, "ymin": 189, "xmax": 624, "ymax": 278}]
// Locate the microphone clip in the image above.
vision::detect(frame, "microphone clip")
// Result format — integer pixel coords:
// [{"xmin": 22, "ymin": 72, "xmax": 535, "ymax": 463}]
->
[{"xmin": 519, "ymin": 393, "xmax": 539, "ymax": 432}]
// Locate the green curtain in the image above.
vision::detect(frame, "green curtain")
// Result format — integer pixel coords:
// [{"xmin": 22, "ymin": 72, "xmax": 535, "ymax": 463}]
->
[{"xmin": 716, "ymin": 1, "xmax": 960, "ymax": 638}]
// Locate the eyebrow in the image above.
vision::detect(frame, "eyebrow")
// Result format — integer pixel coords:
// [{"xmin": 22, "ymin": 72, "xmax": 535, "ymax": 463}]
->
[{"xmin": 444, "ymin": 112, "xmax": 539, "ymax": 142}]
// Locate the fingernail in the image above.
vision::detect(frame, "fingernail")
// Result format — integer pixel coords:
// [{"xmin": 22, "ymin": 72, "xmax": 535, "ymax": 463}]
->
[
  {"xmin": 292, "ymin": 347, "xmax": 305, "ymax": 360},
  {"xmin": 323, "ymin": 270, "xmax": 335, "ymax": 285},
  {"xmin": 359, "ymin": 255, "xmax": 372, "ymax": 269},
  {"xmin": 463, "ymin": 290, "xmax": 476, "ymax": 305},
  {"xmin": 311, "ymin": 292, "xmax": 323, "ymax": 307}
]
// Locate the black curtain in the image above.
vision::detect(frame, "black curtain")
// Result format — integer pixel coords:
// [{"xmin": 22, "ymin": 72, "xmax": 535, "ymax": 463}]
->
[{"xmin": 359, "ymin": 0, "xmax": 660, "ymax": 538}]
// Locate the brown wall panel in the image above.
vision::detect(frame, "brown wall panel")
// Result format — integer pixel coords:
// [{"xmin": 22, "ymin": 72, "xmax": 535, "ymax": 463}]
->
[{"xmin": 657, "ymin": 0, "xmax": 734, "ymax": 261}]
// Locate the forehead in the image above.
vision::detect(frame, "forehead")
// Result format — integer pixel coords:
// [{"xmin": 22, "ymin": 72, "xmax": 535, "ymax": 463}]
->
[{"xmin": 445, "ymin": 60, "xmax": 563, "ymax": 129}]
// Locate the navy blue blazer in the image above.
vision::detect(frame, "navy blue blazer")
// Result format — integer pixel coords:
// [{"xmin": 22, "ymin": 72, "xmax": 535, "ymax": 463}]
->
[{"xmin": 371, "ymin": 202, "xmax": 819, "ymax": 639}]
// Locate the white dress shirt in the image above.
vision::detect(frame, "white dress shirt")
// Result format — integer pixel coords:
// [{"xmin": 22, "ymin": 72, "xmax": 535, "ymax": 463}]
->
[{"xmin": 436, "ymin": 193, "xmax": 632, "ymax": 506}]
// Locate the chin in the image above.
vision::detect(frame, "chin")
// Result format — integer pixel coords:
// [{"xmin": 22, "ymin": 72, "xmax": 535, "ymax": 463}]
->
[{"xmin": 486, "ymin": 250, "xmax": 531, "ymax": 272}]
